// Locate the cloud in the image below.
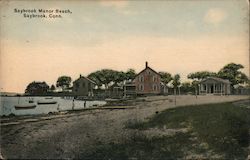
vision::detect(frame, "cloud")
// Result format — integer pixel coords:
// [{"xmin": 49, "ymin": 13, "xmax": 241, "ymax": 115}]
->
[
  {"xmin": 99, "ymin": 1, "xmax": 128, "ymax": 9},
  {"xmin": 99, "ymin": 1, "xmax": 137, "ymax": 15},
  {"xmin": 204, "ymin": 8, "xmax": 227, "ymax": 25}
]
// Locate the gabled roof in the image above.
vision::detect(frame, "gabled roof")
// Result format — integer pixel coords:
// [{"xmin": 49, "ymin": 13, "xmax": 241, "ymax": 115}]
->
[
  {"xmin": 200, "ymin": 77, "xmax": 231, "ymax": 84},
  {"xmin": 73, "ymin": 75, "xmax": 96, "ymax": 84},
  {"xmin": 135, "ymin": 66, "xmax": 161, "ymax": 78}
]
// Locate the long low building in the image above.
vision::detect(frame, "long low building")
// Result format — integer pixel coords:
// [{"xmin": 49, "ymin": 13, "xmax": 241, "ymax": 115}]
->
[{"xmin": 199, "ymin": 77, "xmax": 231, "ymax": 95}]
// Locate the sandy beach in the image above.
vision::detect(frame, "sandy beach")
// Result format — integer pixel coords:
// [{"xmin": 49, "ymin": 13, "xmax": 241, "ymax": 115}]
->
[{"xmin": 1, "ymin": 95, "xmax": 249, "ymax": 159}]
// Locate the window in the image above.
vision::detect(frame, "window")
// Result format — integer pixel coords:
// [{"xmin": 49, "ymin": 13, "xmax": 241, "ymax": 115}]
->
[
  {"xmin": 82, "ymin": 82, "xmax": 86, "ymax": 88},
  {"xmin": 140, "ymin": 76, "xmax": 144, "ymax": 82},
  {"xmin": 140, "ymin": 84, "xmax": 144, "ymax": 91},
  {"xmin": 153, "ymin": 84, "xmax": 157, "ymax": 91},
  {"xmin": 148, "ymin": 71, "xmax": 151, "ymax": 75},
  {"xmin": 153, "ymin": 76, "xmax": 155, "ymax": 82}
]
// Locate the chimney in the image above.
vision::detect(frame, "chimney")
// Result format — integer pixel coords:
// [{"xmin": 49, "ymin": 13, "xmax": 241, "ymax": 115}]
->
[
  {"xmin": 80, "ymin": 74, "xmax": 82, "ymax": 78},
  {"xmin": 145, "ymin": 61, "xmax": 148, "ymax": 68}
]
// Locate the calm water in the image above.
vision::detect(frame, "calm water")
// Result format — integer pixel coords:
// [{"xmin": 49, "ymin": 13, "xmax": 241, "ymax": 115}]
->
[{"xmin": 0, "ymin": 96, "xmax": 106, "ymax": 116}]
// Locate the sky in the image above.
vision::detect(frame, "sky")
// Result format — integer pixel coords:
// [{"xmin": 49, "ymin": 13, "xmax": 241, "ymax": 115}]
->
[{"xmin": 0, "ymin": 0, "xmax": 249, "ymax": 93}]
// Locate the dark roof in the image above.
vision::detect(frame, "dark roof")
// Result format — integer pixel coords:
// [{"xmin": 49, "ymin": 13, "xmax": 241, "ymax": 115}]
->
[
  {"xmin": 200, "ymin": 77, "xmax": 231, "ymax": 84},
  {"xmin": 135, "ymin": 66, "xmax": 161, "ymax": 78},
  {"xmin": 73, "ymin": 76, "xmax": 96, "ymax": 84}
]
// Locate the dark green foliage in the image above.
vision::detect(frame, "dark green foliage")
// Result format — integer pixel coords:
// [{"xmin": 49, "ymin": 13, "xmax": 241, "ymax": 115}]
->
[
  {"xmin": 180, "ymin": 82, "xmax": 195, "ymax": 94},
  {"xmin": 188, "ymin": 71, "xmax": 217, "ymax": 80},
  {"xmin": 56, "ymin": 76, "xmax": 72, "ymax": 90},
  {"xmin": 125, "ymin": 69, "xmax": 136, "ymax": 80},
  {"xmin": 159, "ymin": 72, "xmax": 172, "ymax": 85},
  {"xmin": 87, "ymin": 69, "xmax": 137, "ymax": 89},
  {"xmin": 218, "ymin": 63, "xmax": 248, "ymax": 86},
  {"xmin": 25, "ymin": 81, "xmax": 49, "ymax": 94},
  {"xmin": 172, "ymin": 74, "xmax": 180, "ymax": 89}
]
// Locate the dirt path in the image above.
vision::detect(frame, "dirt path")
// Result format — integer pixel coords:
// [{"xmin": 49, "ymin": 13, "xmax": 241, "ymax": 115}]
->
[{"xmin": 1, "ymin": 95, "xmax": 248, "ymax": 159}]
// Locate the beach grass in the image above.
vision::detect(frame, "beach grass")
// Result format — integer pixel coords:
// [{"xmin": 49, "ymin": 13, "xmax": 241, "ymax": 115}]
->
[{"xmin": 81, "ymin": 102, "xmax": 250, "ymax": 159}]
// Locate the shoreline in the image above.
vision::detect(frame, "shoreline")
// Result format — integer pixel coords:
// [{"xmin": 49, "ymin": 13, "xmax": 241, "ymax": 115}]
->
[{"xmin": 1, "ymin": 95, "xmax": 249, "ymax": 159}]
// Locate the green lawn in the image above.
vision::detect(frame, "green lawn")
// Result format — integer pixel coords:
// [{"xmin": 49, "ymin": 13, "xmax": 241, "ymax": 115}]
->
[{"xmin": 80, "ymin": 102, "xmax": 250, "ymax": 159}]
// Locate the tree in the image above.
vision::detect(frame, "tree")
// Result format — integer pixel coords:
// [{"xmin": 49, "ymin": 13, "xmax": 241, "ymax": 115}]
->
[
  {"xmin": 188, "ymin": 71, "xmax": 217, "ymax": 81},
  {"xmin": 172, "ymin": 74, "xmax": 181, "ymax": 95},
  {"xmin": 181, "ymin": 82, "xmax": 193, "ymax": 94},
  {"xmin": 25, "ymin": 81, "xmax": 49, "ymax": 95},
  {"xmin": 88, "ymin": 69, "xmax": 120, "ymax": 89},
  {"xmin": 159, "ymin": 72, "xmax": 172, "ymax": 94},
  {"xmin": 159, "ymin": 72, "xmax": 172, "ymax": 84},
  {"xmin": 217, "ymin": 63, "xmax": 249, "ymax": 86},
  {"xmin": 191, "ymin": 80, "xmax": 199, "ymax": 97},
  {"xmin": 125, "ymin": 69, "xmax": 136, "ymax": 80},
  {"xmin": 112, "ymin": 71, "xmax": 126, "ymax": 87},
  {"xmin": 56, "ymin": 76, "xmax": 72, "ymax": 91}
]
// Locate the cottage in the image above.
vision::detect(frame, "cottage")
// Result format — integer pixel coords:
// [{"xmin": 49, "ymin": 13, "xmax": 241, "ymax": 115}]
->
[
  {"xmin": 199, "ymin": 77, "xmax": 231, "ymax": 95},
  {"xmin": 133, "ymin": 62, "xmax": 161, "ymax": 95},
  {"xmin": 72, "ymin": 75, "xmax": 96, "ymax": 96}
]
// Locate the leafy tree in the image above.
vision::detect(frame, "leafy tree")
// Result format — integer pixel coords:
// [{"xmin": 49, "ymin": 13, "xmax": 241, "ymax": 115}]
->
[
  {"xmin": 88, "ymin": 69, "xmax": 137, "ymax": 89},
  {"xmin": 172, "ymin": 74, "xmax": 181, "ymax": 95},
  {"xmin": 172, "ymin": 74, "xmax": 181, "ymax": 88},
  {"xmin": 159, "ymin": 72, "xmax": 172, "ymax": 94},
  {"xmin": 56, "ymin": 76, "xmax": 72, "ymax": 91},
  {"xmin": 217, "ymin": 63, "xmax": 249, "ymax": 86},
  {"xmin": 113, "ymin": 71, "xmax": 126, "ymax": 85},
  {"xmin": 25, "ymin": 81, "xmax": 49, "ymax": 95},
  {"xmin": 181, "ymin": 82, "xmax": 193, "ymax": 94},
  {"xmin": 125, "ymin": 69, "xmax": 136, "ymax": 80},
  {"xmin": 188, "ymin": 71, "xmax": 217, "ymax": 81},
  {"xmin": 159, "ymin": 72, "xmax": 172, "ymax": 85},
  {"xmin": 88, "ymin": 69, "xmax": 119, "ymax": 89},
  {"xmin": 192, "ymin": 80, "xmax": 200, "ymax": 96}
]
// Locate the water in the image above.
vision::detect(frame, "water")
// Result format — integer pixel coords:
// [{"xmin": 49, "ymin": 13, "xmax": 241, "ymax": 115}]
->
[{"xmin": 0, "ymin": 96, "xmax": 106, "ymax": 116}]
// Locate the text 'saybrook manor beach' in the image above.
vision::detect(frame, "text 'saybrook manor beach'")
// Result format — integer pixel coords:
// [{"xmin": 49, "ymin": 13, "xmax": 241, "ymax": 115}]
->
[{"xmin": 14, "ymin": 8, "xmax": 72, "ymax": 19}]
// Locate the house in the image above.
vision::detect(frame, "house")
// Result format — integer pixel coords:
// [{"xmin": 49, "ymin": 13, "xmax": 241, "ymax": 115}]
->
[
  {"xmin": 199, "ymin": 77, "xmax": 231, "ymax": 95},
  {"xmin": 72, "ymin": 75, "xmax": 96, "ymax": 96},
  {"xmin": 133, "ymin": 62, "xmax": 161, "ymax": 95}
]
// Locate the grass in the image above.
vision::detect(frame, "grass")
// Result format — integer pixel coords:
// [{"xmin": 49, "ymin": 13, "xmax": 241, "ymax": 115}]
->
[
  {"xmin": 80, "ymin": 102, "xmax": 250, "ymax": 159},
  {"xmin": 80, "ymin": 132, "xmax": 194, "ymax": 160}
]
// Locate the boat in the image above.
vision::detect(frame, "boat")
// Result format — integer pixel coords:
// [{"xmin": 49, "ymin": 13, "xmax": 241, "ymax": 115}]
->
[
  {"xmin": 15, "ymin": 104, "xmax": 36, "ymax": 110},
  {"xmin": 37, "ymin": 100, "xmax": 57, "ymax": 105},
  {"xmin": 45, "ymin": 97, "xmax": 53, "ymax": 99},
  {"xmin": 29, "ymin": 100, "xmax": 34, "ymax": 103}
]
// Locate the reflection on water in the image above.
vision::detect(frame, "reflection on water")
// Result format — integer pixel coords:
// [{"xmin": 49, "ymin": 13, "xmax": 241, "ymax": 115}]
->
[{"xmin": 0, "ymin": 96, "xmax": 106, "ymax": 116}]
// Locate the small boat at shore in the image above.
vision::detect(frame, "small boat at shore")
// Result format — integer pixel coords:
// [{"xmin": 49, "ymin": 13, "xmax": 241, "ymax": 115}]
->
[
  {"xmin": 15, "ymin": 104, "xmax": 36, "ymax": 110},
  {"xmin": 45, "ymin": 97, "xmax": 53, "ymax": 99},
  {"xmin": 37, "ymin": 100, "xmax": 57, "ymax": 105}
]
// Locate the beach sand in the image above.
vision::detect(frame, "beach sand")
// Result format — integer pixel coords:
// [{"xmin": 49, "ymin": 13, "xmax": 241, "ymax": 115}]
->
[{"xmin": 1, "ymin": 95, "xmax": 249, "ymax": 159}]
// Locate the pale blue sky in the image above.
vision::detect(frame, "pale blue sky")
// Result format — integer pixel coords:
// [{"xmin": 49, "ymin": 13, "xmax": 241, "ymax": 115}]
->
[{"xmin": 0, "ymin": 0, "xmax": 249, "ymax": 92}]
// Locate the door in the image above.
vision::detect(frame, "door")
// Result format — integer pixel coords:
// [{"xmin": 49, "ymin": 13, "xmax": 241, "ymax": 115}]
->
[{"xmin": 210, "ymin": 85, "xmax": 214, "ymax": 93}]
